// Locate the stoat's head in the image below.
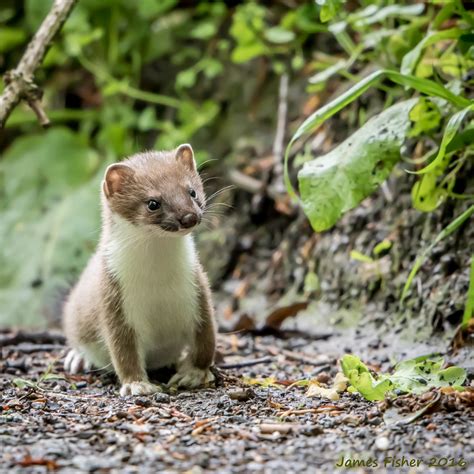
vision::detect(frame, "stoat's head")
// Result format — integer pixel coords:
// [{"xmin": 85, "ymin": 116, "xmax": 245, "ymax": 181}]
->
[{"xmin": 102, "ymin": 144, "xmax": 205, "ymax": 236}]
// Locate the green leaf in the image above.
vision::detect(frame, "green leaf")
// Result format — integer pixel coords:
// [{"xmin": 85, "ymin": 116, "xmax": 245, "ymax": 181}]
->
[
  {"xmin": 373, "ymin": 240, "xmax": 392, "ymax": 256},
  {"xmin": 176, "ymin": 69, "xmax": 197, "ymax": 89},
  {"xmin": 41, "ymin": 373, "xmax": 66, "ymax": 382},
  {"xmin": 389, "ymin": 357, "xmax": 466, "ymax": 394},
  {"xmin": 190, "ymin": 21, "xmax": 218, "ymax": 40},
  {"xmin": 340, "ymin": 355, "xmax": 392, "ymax": 401},
  {"xmin": 298, "ymin": 99, "xmax": 416, "ymax": 232},
  {"xmin": 411, "ymin": 173, "xmax": 445, "ymax": 212},
  {"xmin": 13, "ymin": 378, "xmax": 37, "ymax": 389},
  {"xmin": 463, "ymin": 256, "xmax": 474, "ymax": 327},
  {"xmin": 230, "ymin": 2, "xmax": 268, "ymax": 63},
  {"xmin": 0, "ymin": 28, "xmax": 27, "ymax": 54},
  {"xmin": 308, "ymin": 54, "xmax": 358, "ymax": 85},
  {"xmin": 408, "ymin": 98, "xmax": 442, "ymax": 137},
  {"xmin": 354, "ymin": 4, "xmax": 424, "ymax": 28},
  {"xmin": 264, "ymin": 26, "xmax": 295, "ymax": 44},
  {"xmin": 350, "ymin": 251, "xmax": 373, "ymax": 263},
  {"xmin": 411, "ymin": 104, "xmax": 474, "ymax": 175},
  {"xmin": 284, "ymin": 68, "xmax": 470, "ymax": 201},
  {"xmin": 0, "ymin": 128, "xmax": 101, "ymax": 327},
  {"xmin": 231, "ymin": 43, "xmax": 268, "ymax": 63},
  {"xmin": 137, "ymin": 0, "xmax": 178, "ymax": 19},
  {"xmin": 401, "ymin": 28, "xmax": 462, "ymax": 76},
  {"xmin": 316, "ymin": 0, "xmax": 345, "ymax": 23},
  {"xmin": 341, "ymin": 354, "xmax": 467, "ymax": 401}
]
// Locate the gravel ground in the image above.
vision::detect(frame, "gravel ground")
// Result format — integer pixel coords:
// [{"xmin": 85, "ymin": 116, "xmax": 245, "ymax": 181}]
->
[{"xmin": 0, "ymin": 330, "xmax": 472, "ymax": 473}]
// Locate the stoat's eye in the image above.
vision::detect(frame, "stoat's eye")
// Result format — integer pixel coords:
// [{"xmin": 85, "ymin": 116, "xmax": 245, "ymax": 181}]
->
[
  {"xmin": 189, "ymin": 188, "xmax": 197, "ymax": 198},
  {"xmin": 147, "ymin": 200, "xmax": 161, "ymax": 211}
]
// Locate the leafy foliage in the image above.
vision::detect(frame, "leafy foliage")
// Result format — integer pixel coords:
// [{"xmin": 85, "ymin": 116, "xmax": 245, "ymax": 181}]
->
[
  {"xmin": 0, "ymin": 0, "xmax": 322, "ymax": 325},
  {"xmin": 340, "ymin": 355, "xmax": 393, "ymax": 401},
  {"xmin": 1, "ymin": 0, "xmax": 473, "ymax": 327},
  {"xmin": 341, "ymin": 354, "xmax": 467, "ymax": 401},
  {"xmin": 283, "ymin": 0, "xmax": 474, "ymax": 312},
  {"xmin": 298, "ymin": 99, "xmax": 416, "ymax": 231},
  {"xmin": 0, "ymin": 129, "xmax": 102, "ymax": 326}
]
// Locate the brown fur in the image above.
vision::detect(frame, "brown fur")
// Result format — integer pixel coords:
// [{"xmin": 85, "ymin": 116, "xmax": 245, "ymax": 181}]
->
[{"xmin": 62, "ymin": 145, "xmax": 216, "ymax": 391}]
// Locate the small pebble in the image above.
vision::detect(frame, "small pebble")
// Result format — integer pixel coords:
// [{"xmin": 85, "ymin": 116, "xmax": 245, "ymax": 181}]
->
[
  {"xmin": 153, "ymin": 392, "xmax": 171, "ymax": 404},
  {"xmin": 135, "ymin": 397, "xmax": 152, "ymax": 407},
  {"xmin": 375, "ymin": 436, "xmax": 390, "ymax": 450},
  {"xmin": 227, "ymin": 388, "xmax": 255, "ymax": 401}
]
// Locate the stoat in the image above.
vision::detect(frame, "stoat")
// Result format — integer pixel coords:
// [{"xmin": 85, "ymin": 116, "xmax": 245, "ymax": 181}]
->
[{"xmin": 63, "ymin": 144, "xmax": 216, "ymax": 396}]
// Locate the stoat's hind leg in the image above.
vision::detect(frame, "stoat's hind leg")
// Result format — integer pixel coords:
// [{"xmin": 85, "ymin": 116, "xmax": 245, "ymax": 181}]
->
[{"xmin": 64, "ymin": 348, "xmax": 92, "ymax": 374}]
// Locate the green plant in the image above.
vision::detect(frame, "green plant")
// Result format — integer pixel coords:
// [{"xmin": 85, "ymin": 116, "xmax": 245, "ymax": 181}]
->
[
  {"xmin": 13, "ymin": 363, "xmax": 65, "ymax": 390},
  {"xmin": 341, "ymin": 354, "xmax": 467, "ymax": 401},
  {"xmin": 1, "ymin": 1, "xmax": 321, "ymax": 326},
  {"xmin": 463, "ymin": 255, "xmax": 474, "ymax": 327},
  {"xmin": 284, "ymin": 1, "xmax": 474, "ymax": 308}
]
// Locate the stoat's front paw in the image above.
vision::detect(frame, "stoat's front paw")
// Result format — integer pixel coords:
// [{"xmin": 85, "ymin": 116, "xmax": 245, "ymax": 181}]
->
[
  {"xmin": 64, "ymin": 349, "xmax": 92, "ymax": 374},
  {"xmin": 120, "ymin": 381, "xmax": 162, "ymax": 397},
  {"xmin": 168, "ymin": 367, "xmax": 215, "ymax": 389}
]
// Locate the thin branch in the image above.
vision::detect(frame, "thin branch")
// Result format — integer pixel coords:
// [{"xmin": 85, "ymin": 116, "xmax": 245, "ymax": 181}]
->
[
  {"xmin": 0, "ymin": 0, "xmax": 77, "ymax": 129},
  {"xmin": 272, "ymin": 73, "xmax": 289, "ymax": 179}
]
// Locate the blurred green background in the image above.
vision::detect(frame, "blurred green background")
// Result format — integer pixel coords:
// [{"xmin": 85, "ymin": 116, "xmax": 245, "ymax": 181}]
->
[
  {"xmin": 1, "ymin": 0, "xmax": 473, "ymax": 328},
  {"xmin": 1, "ymin": 0, "xmax": 323, "ymax": 326}
]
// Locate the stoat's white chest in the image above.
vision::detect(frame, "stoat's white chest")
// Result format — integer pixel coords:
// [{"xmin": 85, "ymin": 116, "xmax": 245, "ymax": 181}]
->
[{"xmin": 105, "ymin": 217, "xmax": 200, "ymax": 368}]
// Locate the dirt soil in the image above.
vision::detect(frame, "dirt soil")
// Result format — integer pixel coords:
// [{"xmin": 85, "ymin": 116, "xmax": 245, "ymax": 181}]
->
[{"xmin": 0, "ymin": 330, "xmax": 472, "ymax": 473}]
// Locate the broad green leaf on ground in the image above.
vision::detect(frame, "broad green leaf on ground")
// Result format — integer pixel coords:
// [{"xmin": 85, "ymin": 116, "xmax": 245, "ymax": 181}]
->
[
  {"xmin": 387, "ymin": 357, "xmax": 466, "ymax": 395},
  {"xmin": 340, "ymin": 354, "xmax": 467, "ymax": 401},
  {"xmin": 340, "ymin": 355, "xmax": 392, "ymax": 401},
  {"xmin": 298, "ymin": 99, "xmax": 417, "ymax": 232},
  {"xmin": 0, "ymin": 128, "xmax": 102, "ymax": 327}
]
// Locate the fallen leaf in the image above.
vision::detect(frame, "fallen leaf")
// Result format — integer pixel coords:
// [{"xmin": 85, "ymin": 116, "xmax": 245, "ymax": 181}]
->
[
  {"xmin": 333, "ymin": 372, "xmax": 348, "ymax": 392},
  {"xmin": 306, "ymin": 382, "xmax": 340, "ymax": 401},
  {"xmin": 231, "ymin": 313, "xmax": 255, "ymax": 332},
  {"xmin": 243, "ymin": 376, "xmax": 281, "ymax": 388},
  {"xmin": 265, "ymin": 302, "xmax": 309, "ymax": 329},
  {"xmin": 17, "ymin": 455, "xmax": 58, "ymax": 470}
]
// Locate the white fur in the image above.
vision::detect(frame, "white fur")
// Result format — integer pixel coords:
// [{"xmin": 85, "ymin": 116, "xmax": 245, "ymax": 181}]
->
[
  {"xmin": 167, "ymin": 358, "xmax": 215, "ymax": 389},
  {"xmin": 64, "ymin": 348, "xmax": 92, "ymax": 374},
  {"xmin": 105, "ymin": 215, "xmax": 200, "ymax": 370},
  {"xmin": 120, "ymin": 381, "xmax": 162, "ymax": 396}
]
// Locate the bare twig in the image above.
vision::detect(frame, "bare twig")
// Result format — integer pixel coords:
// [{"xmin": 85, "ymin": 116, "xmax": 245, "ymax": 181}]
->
[
  {"xmin": 256, "ymin": 342, "xmax": 334, "ymax": 367},
  {"xmin": 228, "ymin": 169, "xmax": 264, "ymax": 194},
  {"xmin": 272, "ymin": 73, "xmax": 289, "ymax": 180},
  {"xmin": 0, "ymin": 330, "xmax": 66, "ymax": 348},
  {"xmin": 0, "ymin": 0, "xmax": 77, "ymax": 128},
  {"xmin": 218, "ymin": 356, "xmax": 273, "ymax": 369}
]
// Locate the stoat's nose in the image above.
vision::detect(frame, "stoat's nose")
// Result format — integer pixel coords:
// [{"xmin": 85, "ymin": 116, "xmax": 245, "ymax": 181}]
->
[{"xmin": 179, "ymin": 213, "xmax": 198, "ymax": 228}]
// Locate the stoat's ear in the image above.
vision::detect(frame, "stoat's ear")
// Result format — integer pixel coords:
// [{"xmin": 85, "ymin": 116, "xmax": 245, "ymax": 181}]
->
[
  {"xmin": 103, "ymin": 163, "xmax": 134, "ymax": 198},
  {"xmin": 176, "ymin": 143, "xmax": 196, "ymax": 171}
]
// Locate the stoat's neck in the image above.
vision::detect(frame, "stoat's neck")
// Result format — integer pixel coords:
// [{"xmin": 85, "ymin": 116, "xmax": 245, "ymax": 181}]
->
[{"xmin": 102, "ymin": 213, "xmax": 197, "ymax": 281}]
